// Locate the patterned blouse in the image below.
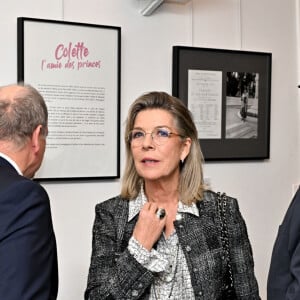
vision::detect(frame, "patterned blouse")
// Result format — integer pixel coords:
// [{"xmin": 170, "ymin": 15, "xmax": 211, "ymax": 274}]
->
[{"xmin": 127, "ymin": 188, "xmax": 198, "ymax": 299}]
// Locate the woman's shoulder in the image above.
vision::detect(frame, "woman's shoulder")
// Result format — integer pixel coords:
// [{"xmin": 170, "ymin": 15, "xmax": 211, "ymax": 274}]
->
[
  {"xmin": 201, "ymin": 189, "xmax": 238, "ymax": 208},
  {"xmin": 95, "ymin": 195, "xmax": 129, "ymax": 212}
]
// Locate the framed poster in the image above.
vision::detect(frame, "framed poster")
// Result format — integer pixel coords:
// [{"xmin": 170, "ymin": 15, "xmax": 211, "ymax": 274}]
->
[
  {"xmin": 172, "ymin": 46, "xmax": 272, "ymax": 161},
  {"xmin": 17, "ymin": 17, "xmax": 121, "ymax": 180}
]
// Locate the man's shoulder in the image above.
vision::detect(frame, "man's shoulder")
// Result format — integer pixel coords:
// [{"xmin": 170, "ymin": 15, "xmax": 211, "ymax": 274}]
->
[
  {"xmin": 0, "ymin": 170, "xmax": 48, "ymax": 205},
  {"xmin": 0, "ymin": 164, "xmax": 20, "ymax": 186},
  {"xmin": 282, "ymin": 188, "xmax": 300, "ymax": 221},
  {"xmin": 291, "ymin": 188, "xmax": 300, "ymax": 206}
]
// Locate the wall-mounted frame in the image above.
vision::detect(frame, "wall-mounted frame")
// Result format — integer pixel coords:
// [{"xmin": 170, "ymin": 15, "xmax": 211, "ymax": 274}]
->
[
  {"xmin": 18, "ymin": 17, "xmax": 121, "ymax": 180},
  {"xmin": 172, "ymin": 46, "xmax": 272, "ymax": 161}
]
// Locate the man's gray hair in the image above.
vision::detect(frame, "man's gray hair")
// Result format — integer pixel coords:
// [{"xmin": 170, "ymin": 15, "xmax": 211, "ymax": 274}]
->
[{"xmin": 0, "ymin": 84, "xmax": 48, "ymax": 148}]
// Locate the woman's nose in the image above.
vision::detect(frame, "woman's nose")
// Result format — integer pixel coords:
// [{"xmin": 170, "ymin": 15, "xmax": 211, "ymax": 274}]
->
[{"xmin": 142, "ymin": 132, "xmax": 155, "ymax": 148}]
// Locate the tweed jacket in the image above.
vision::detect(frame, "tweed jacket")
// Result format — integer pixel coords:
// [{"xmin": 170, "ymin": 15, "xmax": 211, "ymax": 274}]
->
[{"xmin": 85, "ymin": 190, "xmax": 260, "ymax": 300}]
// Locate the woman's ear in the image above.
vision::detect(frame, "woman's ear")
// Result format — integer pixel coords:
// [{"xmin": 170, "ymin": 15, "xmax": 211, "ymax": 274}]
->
[{"xmin": 181, "ymin": 137, "xmax": 192, "ymax": 161}]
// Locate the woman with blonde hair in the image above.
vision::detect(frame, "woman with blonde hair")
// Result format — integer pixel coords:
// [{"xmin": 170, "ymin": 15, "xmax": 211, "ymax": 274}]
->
[{"xmin": 85, "ymin": 91, "xmax": 260, "ymax": 299}]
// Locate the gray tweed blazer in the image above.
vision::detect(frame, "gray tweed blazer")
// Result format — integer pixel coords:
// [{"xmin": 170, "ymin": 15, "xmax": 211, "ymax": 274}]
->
[{"xmin": 85, "ymin": 190, "xmax": 260, "ymax": 300}]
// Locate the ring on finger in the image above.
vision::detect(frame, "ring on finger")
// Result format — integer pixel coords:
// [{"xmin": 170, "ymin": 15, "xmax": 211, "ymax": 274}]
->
[{"xmin": 156, "ymin": 208, "xmax": 166, "ymax": 219}]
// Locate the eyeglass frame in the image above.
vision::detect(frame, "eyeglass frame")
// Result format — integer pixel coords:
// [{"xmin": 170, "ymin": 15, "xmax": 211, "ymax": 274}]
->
[{"xmin": 127, "ymin": 126, "xmax": 185, "ymax": 146}]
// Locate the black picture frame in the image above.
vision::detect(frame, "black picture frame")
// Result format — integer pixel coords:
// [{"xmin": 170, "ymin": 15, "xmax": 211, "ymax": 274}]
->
[
  {"xmin": 172, "ymin": 46, "xmax": 272, "ymax": 161},
  {"xmin": 18, "ymin": 17, "xmax": 121, "ymax": 180}
]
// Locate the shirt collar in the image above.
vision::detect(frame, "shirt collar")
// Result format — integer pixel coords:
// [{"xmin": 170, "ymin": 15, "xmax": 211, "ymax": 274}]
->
[
  {"xmin": 0, "ymin": 152, "xmax": 23, "ymax": 175},
  {"xmin": 128, "ymin": 186, "xmax": 199, "ymax": 222}
]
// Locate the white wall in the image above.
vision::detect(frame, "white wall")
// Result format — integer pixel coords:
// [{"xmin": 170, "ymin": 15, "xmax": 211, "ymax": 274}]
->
[{"xmin": 1, "ymin": 0, "xmax": 299, "ymax": 299}]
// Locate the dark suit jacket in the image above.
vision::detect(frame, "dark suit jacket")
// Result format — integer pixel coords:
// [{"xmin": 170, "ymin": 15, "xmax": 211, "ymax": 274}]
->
[
  {"xmin": 85, "ymin": 190, "xmax": 260, "ymax": 300},
  {"xmin": 0, "ymin": 157, "xmax": 58, "ymax": 300},
  {"xmin": 268, "ymin": 188, "xmax": 300, "ymax": 300}
]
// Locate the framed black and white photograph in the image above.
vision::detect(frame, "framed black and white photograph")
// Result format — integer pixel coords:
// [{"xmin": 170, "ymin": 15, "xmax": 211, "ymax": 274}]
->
[
  {"xmin": 172, "ymin": 46, "xmax": 271, "ymax": 161},
  {"xmin": 17, "ymin": 17, "xmax": 121, "ymax": 180}
]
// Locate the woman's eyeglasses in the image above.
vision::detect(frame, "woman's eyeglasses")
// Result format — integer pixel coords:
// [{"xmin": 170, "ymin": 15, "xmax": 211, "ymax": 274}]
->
[{"xmin": 128, "ymin": 127, "xmax": 184, "ymax": 146}]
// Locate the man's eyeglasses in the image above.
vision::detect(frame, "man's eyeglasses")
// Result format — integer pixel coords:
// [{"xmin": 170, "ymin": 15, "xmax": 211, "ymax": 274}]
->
[{"xmin": 128, "ymin": 127, "xmax": 184, "ymax": 146}]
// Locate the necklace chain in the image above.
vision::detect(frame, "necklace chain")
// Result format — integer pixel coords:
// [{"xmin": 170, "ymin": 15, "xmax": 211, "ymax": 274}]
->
[{"xmin": 152, "ymin": 242, "xmax": 180, "ymax": 300}]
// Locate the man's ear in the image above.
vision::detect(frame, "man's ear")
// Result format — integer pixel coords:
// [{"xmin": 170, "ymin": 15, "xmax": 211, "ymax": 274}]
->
[{"xmin": 31, "ymin": 125, "xmax": 43, "ymax": 154}]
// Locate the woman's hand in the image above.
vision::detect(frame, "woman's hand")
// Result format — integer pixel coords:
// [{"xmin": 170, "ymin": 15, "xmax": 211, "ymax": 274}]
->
[{"xmin": 132, "ymin": 202, "xmax": 166, "ymax": 251}]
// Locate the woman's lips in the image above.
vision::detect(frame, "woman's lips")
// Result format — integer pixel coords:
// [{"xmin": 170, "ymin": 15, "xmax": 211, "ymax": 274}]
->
[{"xmin": 141, "ymin": 158, "xmax": 159, "ymax": 163}]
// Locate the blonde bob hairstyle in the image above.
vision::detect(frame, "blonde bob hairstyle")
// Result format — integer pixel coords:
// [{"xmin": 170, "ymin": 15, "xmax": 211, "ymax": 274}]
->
[{"xmin": 121, "ymin": 91, "xmax": 206, "ymax": 205}]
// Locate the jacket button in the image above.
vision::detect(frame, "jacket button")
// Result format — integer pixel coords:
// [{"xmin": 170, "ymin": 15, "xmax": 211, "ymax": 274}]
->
[
  {"xmin": 176, "ymin": 213, "xmax": 183, "ymax": 220},
  {"xmin": 186, "ymin": 245, "xmax": 192, "ymax": 252},
  {"xmin": 132, "ymin": 290, "xmax": 138, "ymax": 297}
]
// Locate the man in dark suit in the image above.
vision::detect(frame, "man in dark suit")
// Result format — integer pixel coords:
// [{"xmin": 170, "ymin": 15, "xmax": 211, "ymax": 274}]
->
[
  {"xmin": 0, "ymin": 84, "xmax": 58, "ymax": 299},
  {"xmin": 267, "ymin": 187, "xmax": 300, "ymax": 299}
]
